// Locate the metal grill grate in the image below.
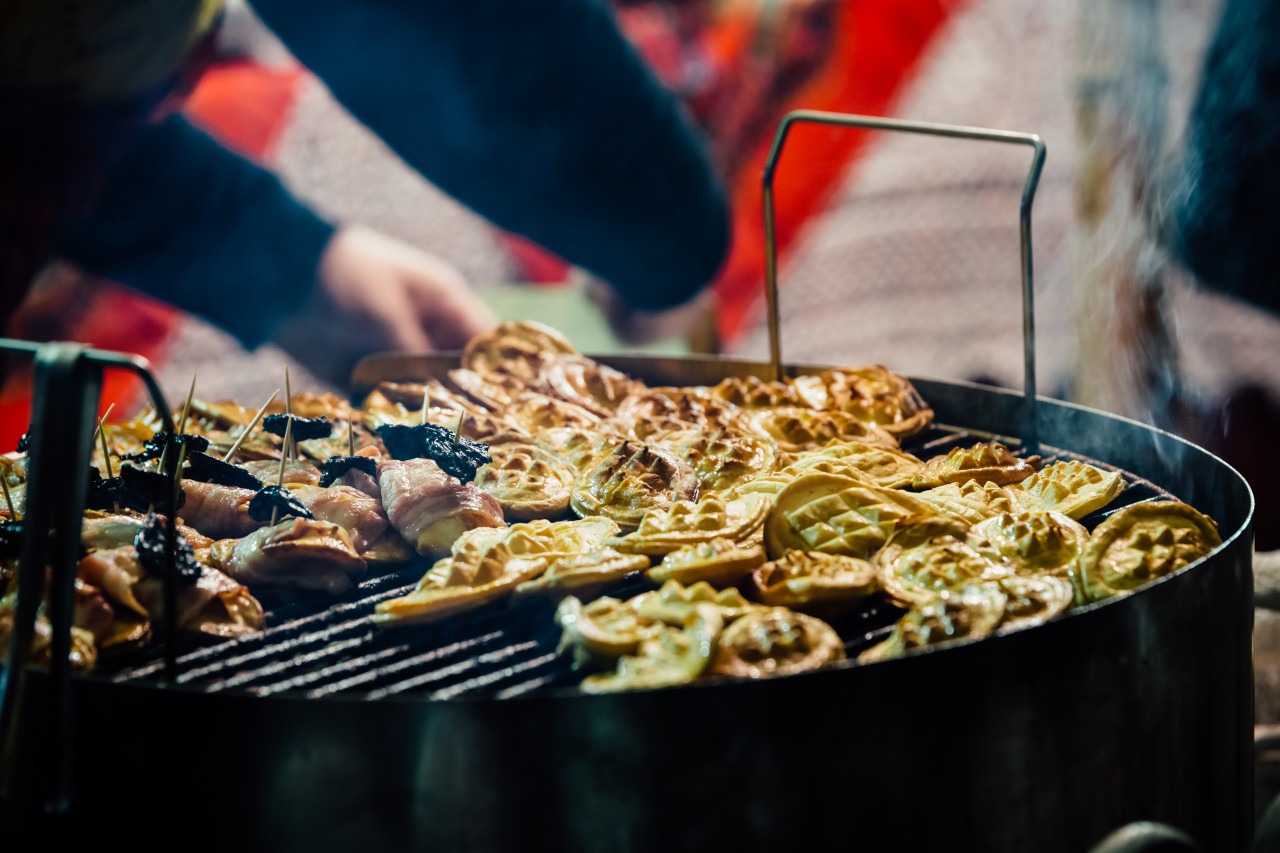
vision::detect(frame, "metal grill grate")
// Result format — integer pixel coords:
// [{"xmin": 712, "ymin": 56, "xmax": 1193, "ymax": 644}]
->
[{"xmin": 103, "ymin": 424, "xmax": 1180, "ymax": 701}]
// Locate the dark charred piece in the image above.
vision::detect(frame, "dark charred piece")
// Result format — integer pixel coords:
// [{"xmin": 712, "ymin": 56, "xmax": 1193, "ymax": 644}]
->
[
  {"xmin": 376, "ymin": 422, "xmax": 490, "ymax": 482},
  {"xmin": 263, "ymin": 414, "xmax": 332, "ymax": 442},
  {"xmin": 15, "ymin": 432, "xmax": 29, "ymax": 453},
  {"xmin": 122, "ymin": 432, "xmax": 210, "ymax": 464},
  {"xmin": 185, "ymin": 450, "xmax": 264, "ymax": 491},
  {"xmin": 134, "ymin": 514, "xmax": 201, "ymax": 584},
  {"xmin": 121, "ymin": 464, "xmax": 183, "ymax": 511},
  {"xmin": 0, "ymin": 520, "xmax": 22, "ymax": 559},
  {"xmin": 318, "ymin": 455, "xmax": 378, "ymax": 487},
  {"xmin": 248, "ymin": 484, "xmax": 313, "ymax": 523}
]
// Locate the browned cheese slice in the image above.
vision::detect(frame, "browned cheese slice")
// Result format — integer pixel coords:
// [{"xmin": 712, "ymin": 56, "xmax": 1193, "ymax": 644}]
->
[
  {"xmin": 971, "ymin": 509, "xmax": 1089, "ymax": 576},
  {"xmin": 747, "ymin": 407, "xmax": 898, "ymax": 458},
  {"xmin": 875, "ymin": 518, "xmax": 1015, "ymax": 608},
  {"xmin": 379, "ymin": 518, "xmax": 620, "ymax": 625},
  {"xmin": 653, "ymin": 427, "xmax": 780, "ymax": 493},
  {"xmin": 647, "ymin": 537, "xmax": 766, "ymax": 587},
  {"xmin": 534, "ymin": 427, "xmax": 622, "ymax": 474},
  {"xmin": 555, "ymin": 594, "xmax": 663, "ymax": 665},
  {"xmin": 460, "ymin": 320, "xmax": 578, "ymax": 380},
  {"xmin": 706, "ymin": 376, "xmax": 808, "ymax": 409},
  {"xmin": 763, "ymin": 473, "xmax": 937, "ymax": 560},
  {"xmin": 812, "ymin": 366, "xmax": 935, "ymax": 439},
  {"xmin": 474, "ymin": 442, "xmax": 576, "ymax": 521},
  {"xmin": 782, "ymin": 441, "xmax": 925, "ymax": 490},
  {"xmin": 538, "ymin": 354, "xmax": 639, "ymax": 416},
  {"xmin": 514, "ymin": 548, "xmax": 650, "ymax": 596},
  {"xmin": 860, "ymin": 581, "xmax": 1007, "ymax": 663},
  {"xmin": 996, "ymin": 574, "xmax": 1074, "ymax": 633},
  {"xmin": 1010, "ymin": 459, "xmax": 1125, "ymax": 520},
  {"xmin": 911, "ymin": 441, "xmax": 1042, "ymax": 489},
  {"xmin": 748, "ymin": 549, "xmax": 879, "ymax": 611},
  {"xmin": 707, "ymin": 607, "xmax": 844, "ymax": 679},
  {"xmin": 916, "ymin": 480, "xmax": 1022, "ymax": 525},
  {"xmin": 570, "ymin": 441, "xmax": 699, "ymax": 531},
  {"xmin": 611, "ymin": 493, "xmax": 770, "ymax": 556},
  {"xmin": 612, "ymin": 387, "xmax": 749, "ymax": 442},
  {"xmin": 506, "ymin": 391, "xmax": 601, "ymax": 434},
  {"xmin": 1076, "ymin": 501, "xmax": 1222, "ymax": 603},
  {"xmin": 633, "ymin": 579, "xmax": 764, "ymax": 626},
  {"xmin": 581, "ymin": 604, "xmax": 724, "ymax": 693},
  {"xmin": 375, "ymin": 542, "xmax": 549, "ymax": 626}
]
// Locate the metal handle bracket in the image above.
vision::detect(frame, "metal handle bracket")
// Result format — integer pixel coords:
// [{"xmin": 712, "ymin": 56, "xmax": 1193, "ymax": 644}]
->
[{"xmin": 761, "ymin": 109, "xmax": 1046, "ymax": 450}]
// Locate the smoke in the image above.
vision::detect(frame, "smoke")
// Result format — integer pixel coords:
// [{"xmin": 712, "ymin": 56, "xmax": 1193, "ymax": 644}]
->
[{"xmin": 1070, "ymin": 0, "xmax": 1188, "ymax": 429}]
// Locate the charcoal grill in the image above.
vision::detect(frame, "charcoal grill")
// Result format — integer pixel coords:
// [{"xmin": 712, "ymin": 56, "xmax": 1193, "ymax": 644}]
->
[{"xmin": 0, "ymin": 113, "xmax": 1255, "ymax": 852}]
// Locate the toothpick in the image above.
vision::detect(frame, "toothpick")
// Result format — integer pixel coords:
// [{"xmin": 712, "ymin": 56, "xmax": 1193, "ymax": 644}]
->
[
  {"xmin": 285, "ymin": 367, "xmax": 294, "ymax": 462},
  {"xmin": 348, "ymin": 422, "xmax": 356, "ymax": 458},
  {"xmin": 160, "ymin": 374, "xmax": 197, "ymax": 473},
  {"xmin": 94, "ymin": 403, "xmax": 117, "ymax": 479},
  {"xmin": 222, "ymin": 389, "xmax": 279, "ymax": 463},
  {"xmin": 96, "ymin": 403, "xmax": 119, "ymax": 512},
  {"xmin": 176, "ymin": 372, "xmax": 197, "ymax": 438},
  {"xmin": 271, "ymin": 416, "xmax": 293, "ymax": 527},
  {"xmin": 172, "ymin": 439, "xmax": 189, "ymax": 516},
  {"xmin": 421, "ymin": 388, "xmax": 430, "ymax": 426},
  {"xmin": 0, "ymin": 475, "xmax": 17, "ymax": 521},
  {"xmin": 453, "ymin": 413, "xmax": 464, "ymax": 446}
]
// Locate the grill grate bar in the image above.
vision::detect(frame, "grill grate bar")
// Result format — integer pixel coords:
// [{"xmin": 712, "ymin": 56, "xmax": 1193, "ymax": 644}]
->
[
  {"xmin": 429, "ymin": 652, "xmax": 562, "ymax": 701},
  {"xmin": 494, "ymin": 675, "xmax": 560, "ymax": 700},
  {"xmin": 112, "ymin": 579, "xmax": 419, "ymax": 681},
  {"xmin": 173, "ymin": 617, "xmax": 374, "ymax": 685},
  {"xmin": 365, "ymin": 641, "xmax": 540, "ymax": 700},
  {"xmin": 251, "ymin": 645, "xmax": 411, "ymax": 697},
  {"xmin": 305, "ymin": 631, "xmax": 505, "ymax": 699},
  {"xmin": 206, "ymin": 635, "xmax": 373, "ymax": 692}
]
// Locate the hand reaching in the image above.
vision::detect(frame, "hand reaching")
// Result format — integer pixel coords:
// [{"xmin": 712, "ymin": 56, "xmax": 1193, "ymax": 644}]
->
[{"xmin": 271, "ymin": 225, "xmax": 495, "ymax": 386}]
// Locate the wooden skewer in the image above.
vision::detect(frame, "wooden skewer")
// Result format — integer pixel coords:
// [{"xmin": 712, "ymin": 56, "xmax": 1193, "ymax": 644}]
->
[
  {"xmin": 421, "ymin": 388, "xmax": 430, "ymax": 426},
  {"xmin": 222, "ymin": 389, "xmax": 279, "ymax": 464},
  {"xmin": 0, "ymin": 475, "xmax": 17, "ymax": 521},
  {"xmin": 348, "ymin": 422, "xmax": 356, "ymax": 458},
  {"xmin": 271, "ymin": 417, "xmax": 293, "ymax": 527},
  {"xmin": 453, "ymin": 413, "xmax": 464, "ymax": 446}
]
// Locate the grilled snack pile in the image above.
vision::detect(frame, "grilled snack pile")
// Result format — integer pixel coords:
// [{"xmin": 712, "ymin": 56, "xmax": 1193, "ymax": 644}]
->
[{"xmin": 0, "ymin": 321, "xmax": 1223, "ymax": 693}]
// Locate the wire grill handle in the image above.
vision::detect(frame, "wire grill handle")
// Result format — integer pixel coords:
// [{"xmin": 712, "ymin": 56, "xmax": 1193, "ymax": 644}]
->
[
  {"xmin": 761, "ymin": 110, "xmax": 1046, "ymax": 451},
  {"xmin": 0, "ymin": 340, "xmax": 175, "ymax": 815}
]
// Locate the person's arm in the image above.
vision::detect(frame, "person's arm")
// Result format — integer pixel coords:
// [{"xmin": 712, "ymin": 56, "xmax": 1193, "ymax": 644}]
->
[
  {"xmin": 1175, "ymin": 0, "xmax": 1280, "ymax": 315},
  {"xmin": 249, "ymin": 0, "xmax": 730, "ymax": 312},
  {"xmin": 52, "ymin": 113, "xmax": 335, "ymax": 347},
  {"xmin": 52, "ymin": 114, "xmax": 495, "ymax": 382}
]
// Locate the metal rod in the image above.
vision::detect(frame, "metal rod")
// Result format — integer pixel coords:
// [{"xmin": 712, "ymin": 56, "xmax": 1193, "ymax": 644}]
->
[
  {"xmin": 0, "ymin": 339, "xmax": 174, "ymax": 814},
  {"xmin": 761, "ymin": 110, "xmax": 1046, "ymax": 451}
]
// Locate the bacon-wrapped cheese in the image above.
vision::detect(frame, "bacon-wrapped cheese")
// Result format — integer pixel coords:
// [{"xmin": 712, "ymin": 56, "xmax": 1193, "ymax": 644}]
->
[{"xmin": 379, "ymin": 458, "xmax": 505, "ymax": 558}]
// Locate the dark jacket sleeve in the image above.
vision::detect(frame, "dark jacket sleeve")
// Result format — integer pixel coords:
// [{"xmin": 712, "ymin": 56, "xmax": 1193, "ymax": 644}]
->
[
  {"xmin": 1175, "ymin": 0, "xmax": 1280, "ymax": 315},
  {"xmin": 249, "ymin": 0, "xmax": 730, "ymax": 311},
  {"xmin": 52, "ymin": 113, "xmax": 336, "ymax": 346}
]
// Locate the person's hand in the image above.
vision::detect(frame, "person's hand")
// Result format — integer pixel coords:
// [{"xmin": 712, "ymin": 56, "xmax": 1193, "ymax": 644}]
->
[
  {"xmin": 271, "ymin": 225, "xmax": 496, "ymax": 385},
  {"xmin": 582, "ymin": 273, "xmax": 718, "ymax": 351}
]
